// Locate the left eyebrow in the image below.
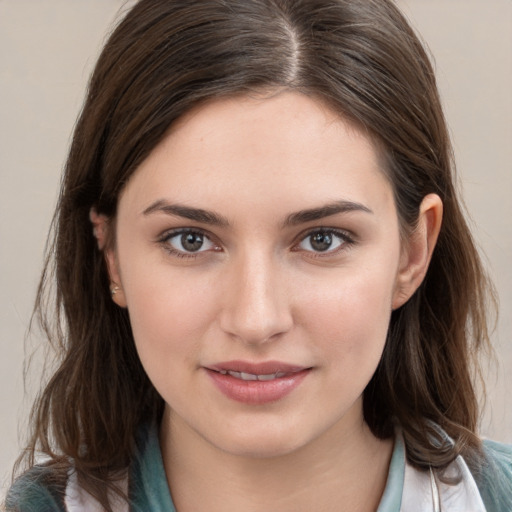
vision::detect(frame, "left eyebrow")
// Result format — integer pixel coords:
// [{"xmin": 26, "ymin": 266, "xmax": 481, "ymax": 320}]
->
[
  {"xmin": 283, "ymin": 200, "xmax": 373, "ymax": 227},
  {"xmin": 142, "ymin": 200, "xmax": 230, "ymax": 227}
]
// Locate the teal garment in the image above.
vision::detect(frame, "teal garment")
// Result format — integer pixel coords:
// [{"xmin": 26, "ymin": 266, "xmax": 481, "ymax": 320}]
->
[
  {"xmin": 476, "ymin": 439, "xmax": 512, "ymax": 512},
  {"xmin": 129, "ymin": 422, "xmax": 175, "ymax": 512},
  {"xmin": 4, "ymin": 465, "xmax": 67, "ymax": 512},
  {"xmin": 5, "ymin": 423, "xmax": 512, "ymax": 511},
  {"xmin": 377, "ymin": 434, "xmax": 406, "ymax": 511}
]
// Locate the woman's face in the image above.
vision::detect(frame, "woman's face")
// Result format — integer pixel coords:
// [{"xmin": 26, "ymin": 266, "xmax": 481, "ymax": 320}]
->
[{"xmin": 108, "ymin": 91, "xmax": 417, "ymax": 458}]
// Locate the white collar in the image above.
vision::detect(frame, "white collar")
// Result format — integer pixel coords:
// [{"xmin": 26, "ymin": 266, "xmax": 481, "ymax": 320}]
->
[
  {"xmin": 65, "ymin": 469, "xmax": 129, "ymax": 512},
  {"xmin": 401, "ymin": 447, "xmax": 487, "ymax": 512}
]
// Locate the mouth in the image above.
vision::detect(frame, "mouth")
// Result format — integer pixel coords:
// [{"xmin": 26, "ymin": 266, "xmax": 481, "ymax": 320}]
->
[{"xmin": 204, "ymin": 361, "xmax": 311, "ymax": 404}]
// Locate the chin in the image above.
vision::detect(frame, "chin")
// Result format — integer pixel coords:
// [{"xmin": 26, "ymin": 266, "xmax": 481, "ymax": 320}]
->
[
  {"xmin": 206, "ymin": 421, "xmax": 319, "ymax": 460},
  {"xmin": 220, "ymin": 437, "xmax": 305, "ymax": 459}
]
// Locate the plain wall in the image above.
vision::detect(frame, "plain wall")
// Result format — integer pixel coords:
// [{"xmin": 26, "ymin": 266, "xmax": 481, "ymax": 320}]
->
[{"xmin": 1, "ymin": 0, "xmax": 511, "ymax": 497}]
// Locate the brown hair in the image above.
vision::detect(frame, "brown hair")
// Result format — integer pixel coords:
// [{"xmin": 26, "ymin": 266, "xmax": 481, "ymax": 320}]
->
[{"xmin": 15, "ymin": 0, "xmax": 495, "ymax": 508}]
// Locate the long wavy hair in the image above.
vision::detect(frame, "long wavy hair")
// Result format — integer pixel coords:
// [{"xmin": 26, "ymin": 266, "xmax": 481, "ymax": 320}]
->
[{"xmin": 14, "ymin": 0, "xmax": 495, "ymax": 508}]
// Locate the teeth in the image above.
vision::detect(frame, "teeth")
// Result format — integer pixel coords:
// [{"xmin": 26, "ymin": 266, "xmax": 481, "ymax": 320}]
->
[
  {"xmin": 258, "ymin": 372, "xmax": 286, "ymax": 380},
  {"xmin": 257, "ymin": 373, "xmax": 276, "ymax": 381},
  {"xmin": 221, "ymin": 370, "xmax": 286, "ymax": 381},
  {"xmin": 240, "ymin": 372, "xmax": 258, "ymax": 381}
]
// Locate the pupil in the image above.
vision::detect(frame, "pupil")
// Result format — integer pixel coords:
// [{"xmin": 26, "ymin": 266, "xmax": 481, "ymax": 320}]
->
[
  {"xmin": 181, "ymin": 233, "xmax": 203, "ymax": 252},
  {"xmin": 311, "ymin": 232, "xmax": 332, "ymax": 251}
]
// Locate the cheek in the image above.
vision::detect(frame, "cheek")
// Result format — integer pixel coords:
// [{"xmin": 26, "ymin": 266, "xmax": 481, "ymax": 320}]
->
[
  {"xmin": 120, "ymin": 260, "xmax": 220, "ymax": 369},
  {"xmin": 297, "ymin": 265, "xmax": 396, "ymax": 366}
]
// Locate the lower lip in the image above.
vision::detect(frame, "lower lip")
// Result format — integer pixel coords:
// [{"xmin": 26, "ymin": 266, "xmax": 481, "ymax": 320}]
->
[{"xmin": 205, "ymin": 368, "xmax": 310, "ymax": 405}]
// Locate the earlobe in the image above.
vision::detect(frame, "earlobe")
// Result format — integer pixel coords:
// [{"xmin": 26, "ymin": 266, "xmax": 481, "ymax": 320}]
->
[
  {"xmin": 109, "ymin": 281, "xmax": 127, "ymax": 308},
  {"xmin": 392, "ymin": 194, "xmax": 443, "ymax": 310},
  {"xmin": 105, "ymin": 247, "xmax": 128, "ymax": 308}
]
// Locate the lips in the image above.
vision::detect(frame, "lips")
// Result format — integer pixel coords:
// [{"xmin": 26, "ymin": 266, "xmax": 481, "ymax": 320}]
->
[{"xmin": 205, "ymin": 360, "xmax": 311, "ymax": 404}]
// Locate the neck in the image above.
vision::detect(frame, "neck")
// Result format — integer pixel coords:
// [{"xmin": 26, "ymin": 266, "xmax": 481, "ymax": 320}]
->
[{"xmin": 160, "ymin": 407, "xmax": 393, "ymax": 512}]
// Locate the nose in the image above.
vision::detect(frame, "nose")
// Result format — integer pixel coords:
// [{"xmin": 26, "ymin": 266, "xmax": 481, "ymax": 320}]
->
[{"xmin": 219, "ymin": 251, "xmax": 293, "ymax": 345}]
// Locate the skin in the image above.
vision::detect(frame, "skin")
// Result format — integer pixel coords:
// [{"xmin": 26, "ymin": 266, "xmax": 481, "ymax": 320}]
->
[{"xmin": 98, "ymin": 91, "xmax": 442, "ymax": 512}]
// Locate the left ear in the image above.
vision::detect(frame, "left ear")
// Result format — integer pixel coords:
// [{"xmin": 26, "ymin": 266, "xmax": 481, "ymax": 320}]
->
[
  {"xmin": 90, "ymin": 207, "xmax": 128, "ymax": 308},
  {"xmin": 90, "ymin": 208, "xmax": 109, "ymax": 250},
  {"xmin": 392, "ymin": 194, "xmax": 443, "ymax": 309}
]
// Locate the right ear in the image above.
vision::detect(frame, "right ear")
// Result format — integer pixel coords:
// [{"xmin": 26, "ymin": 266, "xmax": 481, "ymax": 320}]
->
[{"xmin": 90, "ymin": 208, "xmax": 127, "ymax": 308}]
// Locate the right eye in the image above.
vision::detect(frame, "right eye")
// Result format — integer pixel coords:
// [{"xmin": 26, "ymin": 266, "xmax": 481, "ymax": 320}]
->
[{"xmin": 295, "ymin": 228, "xmax": 353, "ymax": 255}]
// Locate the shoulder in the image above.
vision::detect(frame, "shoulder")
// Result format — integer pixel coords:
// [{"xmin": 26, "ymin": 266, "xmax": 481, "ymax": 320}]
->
[
  {"xmin": 5, "ymin": 465, "xmax": 67, "ymax": 512},
  {"xmin": 475, "ymin": 439, "xmax": 512, "ymax": 512}
]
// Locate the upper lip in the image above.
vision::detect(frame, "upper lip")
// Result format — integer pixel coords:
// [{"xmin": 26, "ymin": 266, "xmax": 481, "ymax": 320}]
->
[{"xmin": 206, "ymin": 360, "xmax": 309, "ymax": 375}]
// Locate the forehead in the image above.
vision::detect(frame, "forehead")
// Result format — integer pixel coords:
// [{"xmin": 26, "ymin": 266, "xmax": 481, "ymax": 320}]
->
[{"xmin": 118, "ymin": 91, "xmax": 394, "ymax": 220}]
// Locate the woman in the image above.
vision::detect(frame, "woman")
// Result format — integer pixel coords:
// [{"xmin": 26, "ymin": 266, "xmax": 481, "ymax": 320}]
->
[{"xmin": 6, "ymin": 0, "xmax": 512, "ymax": 510}]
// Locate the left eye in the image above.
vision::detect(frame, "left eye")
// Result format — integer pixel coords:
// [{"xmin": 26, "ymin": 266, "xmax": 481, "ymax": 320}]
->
[
  {"xmin": 297, "ymin": 230, "xmax": 348, "ymax": 253},
  {"xmin": 164, "ymin": 230, "xmax": 216, "ymax": 254}
]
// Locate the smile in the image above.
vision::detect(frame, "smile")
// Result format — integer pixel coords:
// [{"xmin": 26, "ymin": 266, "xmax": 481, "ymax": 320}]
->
[{"xmin": 205, "ymin": 361, "xmax": 311, "ymax": 405}]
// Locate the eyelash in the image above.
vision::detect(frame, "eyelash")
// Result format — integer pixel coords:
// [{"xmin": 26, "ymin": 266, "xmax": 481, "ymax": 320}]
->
[{"xmin": 157, "ymin": 227, "xmax": 355, "ymax": 259}]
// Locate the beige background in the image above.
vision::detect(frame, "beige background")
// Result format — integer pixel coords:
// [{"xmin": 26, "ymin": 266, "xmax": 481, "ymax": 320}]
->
[{"xmin": 1, "ymin": 0, "xmax": 511, "ymax": 497}]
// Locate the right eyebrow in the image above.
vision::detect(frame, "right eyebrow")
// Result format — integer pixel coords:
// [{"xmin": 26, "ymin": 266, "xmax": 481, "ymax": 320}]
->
[
  {"xmin": 142, "ymin": 200, "xmax": 230, "ymax": 227},
  {"xmin": 283, "ymin": 200, "xmax": 373, "ymax": 227}
]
